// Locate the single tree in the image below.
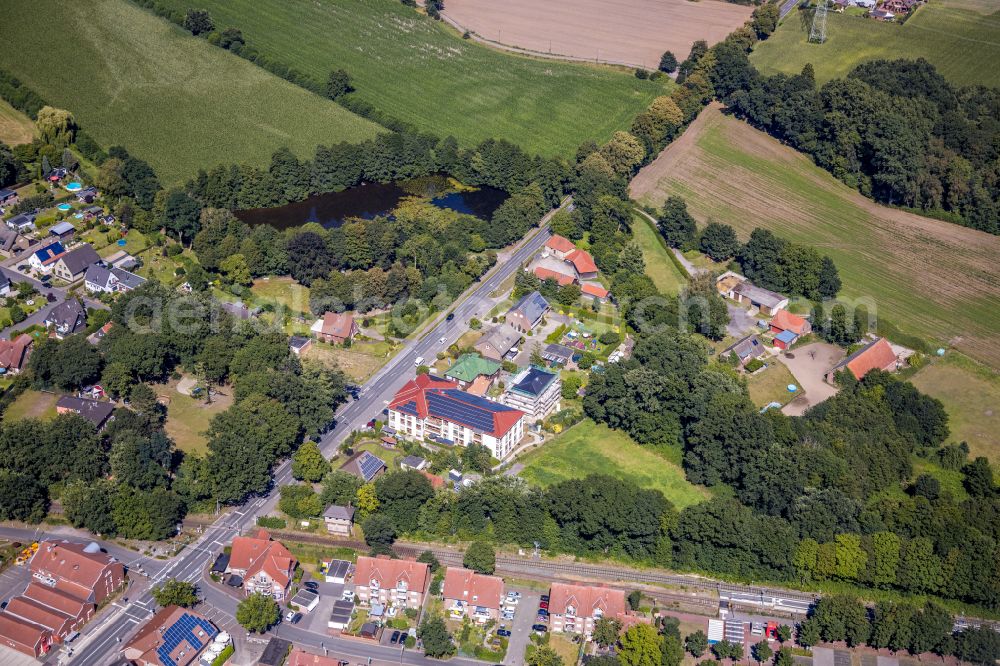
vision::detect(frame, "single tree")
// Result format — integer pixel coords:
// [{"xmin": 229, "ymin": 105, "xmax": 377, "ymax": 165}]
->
[
  {"xmin": 292, "ymin": 441, "xmax": 329, "ymax": 482},
  {"xmin": 618, "ymin": 623, "xmax": 662, "ymax": 666},
  {"xmin": 753, "ymin": 640, "xmax": 774, "ymax": 664},
  {"xmin": 184, "ymin": 8, "xmax": 214, "ymax": 35},
  {"xmin": 528, "ymin": 646, "xmax": 565, "ymax": 666},
  {"xmin": 463, "ymin": 540, "xmax": 496, "ymax": 575},
  {"xmin": 326, "ymin": 69, "xmax": 353, "ymax": 100},
  {"xmin": 685, "ymin": 630, "xmax": 708, "ymax": 657},
  {"xmin": 236, "ymin": 593, "xmax": 279, "ymax": 633},
  {"xmin": 699, "ymin": 222, "xmax": 740, "ymax": 261},
  {"xmin": 627, "ymin": 589, "xmax": 642, "ymax": 610},
  {"xmin": 151, "ymin": 579, "xmax": 198, "ymax": 608},
  {"xmin": 594, "ymin": 617, "xmax": 623, "ymax": 647},
  {"xmin": 417, "ymin": 550, "xmax": 441, "ymax": 573},
  {"xmin": 362, "ymin": 514, "xmax": 397, "ymax": 554},
  {"xmin": 418, "ymin": 615, "xmax": 454, "ymax": 658},
  {"xmin": 659, "ymin": 50, "xmax": 678, "ymax": 73}
]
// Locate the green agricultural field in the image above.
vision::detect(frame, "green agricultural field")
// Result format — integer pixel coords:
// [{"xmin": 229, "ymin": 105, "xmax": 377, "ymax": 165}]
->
[
  {"xmin": 518, "ymin": 419, "xmax": 709, "ymax": 509},
  {"xmin": 0, "ymin": 0, "xmax": 381, "ymax": 184},
  {"xmin": 750, "ymin": 0, "xmax": 1000, "ymax": 88},
  {"xmin": 911, "ymin": 354, "xmax": 1000, "ymax": 465},
  {"xmin": 150, "ymin": 0, "xmax": 667, "ymax": 158},
  {"xmin": 632, "ymin": 212, "xmax": 687, "ymax": 295},
  {"xmin": 630, "ymin": 104, "xmax": 1000, "ymax": 371}
]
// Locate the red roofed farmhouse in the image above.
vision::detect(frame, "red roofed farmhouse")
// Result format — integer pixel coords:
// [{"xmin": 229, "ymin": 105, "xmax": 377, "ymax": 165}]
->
[
  {"xmin": 311, "ymin": 311, "xmax": 357, "ymax": 345},
  {"xmin": 387, "ymin": 373, "xmax": 524, "ymax": 460},
  {"xmin": 566, "ymin": 249, "xmax": 598, "ymax": 280},
  {"xmin": 443, "ymin": 567, "xmax": 504, "ymax": 623},
  {"xmin": 533, "ymin": 266, "xmax": 575, "ymax": 287},
  {"xmin": 544, "ymin": 234, "xmax": 576, "ymax": 260},
  {"xmin": 352, "ymin": 555, "xmax": 429, "ymax": 610},
  {"xmin": 769, "ymin": 310, "xmax": 811, "ymax": 350},
  {"xmin": 226, "ymin": 530, "xmax": 297, "ymax": 600},
  {"xmin": 826, "ymin": 337, "xmax": 899, "ymax": 383},
  {"xmin": 549, "ymin": 583, "xmax": 626, "ymax": 637}
]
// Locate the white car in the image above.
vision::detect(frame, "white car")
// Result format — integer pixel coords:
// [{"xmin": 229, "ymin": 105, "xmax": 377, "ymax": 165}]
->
[
  {"xmin": 439, "ymin": 336, "xmax": 447, "ymax": 344},
  {"xmin": 285, "ymin": 610, "xmax": 296, "ymax": 623},
  {"xmin": 414, "ymin": 356, "xmax": 424, "ymax": 366}
]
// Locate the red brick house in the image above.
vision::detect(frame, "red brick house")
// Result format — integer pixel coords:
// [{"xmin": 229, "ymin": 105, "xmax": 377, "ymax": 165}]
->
[
  {"xmin": 227, "ymin": 530, "xmax": 297, "ymax": 601},
  {"xmin": 770, "ymin": 310, "xmax": 811, "ymax": 350},
  {"xmin": 825, "ymin": 337, "xmax": 899, "ymax": 383},
  {"xmin": 0, "ymin": 611, "xmax": 51, "ymax": 658},
  {"xmin": 311, "ymin": 311, "xmax": 358, "ymax": 345},
  {"xmin": 549, "ymin": 583, "xmax": 626, "ymax": 637},
  {"xmin": 352, "ymin": 555, "xmax": 429, "ymax": 610},
  {"xmin": 30, "ymin": 541, "xmax": 125, "ymax": 606}
]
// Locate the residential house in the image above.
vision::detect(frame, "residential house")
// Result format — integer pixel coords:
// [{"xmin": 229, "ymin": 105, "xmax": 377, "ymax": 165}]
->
[
  {"xmin": 871, "ymin": 7, "xmax": 895, "ymax": 19},
  {"xmin": 0, "ymin": 227, "xmax": 28, "ymax": 255},
  {"xmin": 0, "ymin": 334, "xmax": 32, "ymax": 374},
  {"xmin": 311, "ymin": 311, "xmax": 357, "ymax": 345},
  {"xmin": 289, "ymin": 335, "xmax": 312, "ymax": 356},
  {"xmin": 55, "ymin": 396, "xmax": 115, "ymax": 430},
  {"xmin": 826, "ymin": 337, "xmax": 899, "ymax": 383},
  {"xmin": 52, "ymin": 244, "xmax": 100, "ymax": 282},
  {"xmin": 501, "ymin": 366, "xmax": 561, "ymax": 421},
  {"xmin": 0, "ymin": 612, "xmax": 52, "ymax": 658},
  {"xmin": 769, "ymin": 310, "xmax": 811, "ymax": 350},
  {"xmin": 5, "ymin": 213, "xmax": 35, "ymax": 233},
  {"xmin": 322, "ymin": 505, "xmax": 355, "ymax": 536},
  {"xmin": 341, "ymin": 450, "xmax": 387, "ymax": 482},
  {"xmin": 352, "ymin": 555, "xmax": 429, "ymax": 610},
  {"xmin": 722, "ymin": 334, "xmax": 766, "ymax": 367},
  {"xmin": 123, "ymin": 605, "xmax": 219, "ymax": 666},
  {"xmin": 29, "ymin": 540, "xmax": 125, "ymax": 605},
  {"xmin": 544, "ymin": 234, "xmax": 576, "ymax": 260},
  {"xmin": 882, "ymin": 0, "xmax": 919, "ymax": 12},
  {"xmin": 290, "ymin": 646, "xmax": 346, "ymax": 665},
  {"xmin": 533, "ymin": 266, "xmax": 575, "ymax": 287},
  {"xmin": 44, "ymin": 298, "xmax": 86, "ymax": 338},
  {"xmin": 548, "ymin": 583, "xmax": 626, "ymax": 637},
  {"xmin": 84, "ymin": 264, "xmax": 146, "ymax": 294},
  {"xmin": 103, "ymin": 249, "xmax": 138, "ymax": 270},
  {"xmin": 474, "ymin": 325, "xmax": 520, "ymax": 362},
  {"xmin": 28, "ymin": 241, "xmax": 65, "ymax": 273},
  {"xmin": 580, "ymin": 283, "xmax": 609, "ymax": 302},
  {"xmin": 227, "ymin": 529, "xmax": 297, "ymax": 601},
  {"xmin": 444, "ymin": 353, "xmax": 501, "ymax": 389},
  {"xmin": 0, "ymin": 188, "xmax": 18, "ymax": 206},
  {"xmin": 541, "ymin": 343, "xmax": 574, "ymax": 367},
  {"xmin": 443, "ymin": 567, "xmax": 504, "ymax": 624},
  {"xmin": 75, "ymin": 187, "xmax": 98, "ymax": 203},
  {"xmin": 387, "ymin": 373, "xmax": 525, "ymax": 460},
  {"xmin": 48, "ymin": 221, "xmax": 75, "ymax": 240},
  {"xmin": 506, "ymin": 291, "xmax": 549, "ymax": 334},
  {"xmin": 566, "ymin": 249, "xmax": 598, "ymax": 280},
  {"xmin": 87, "ymin": 321, "xmax": 113, "ymax": 345}
]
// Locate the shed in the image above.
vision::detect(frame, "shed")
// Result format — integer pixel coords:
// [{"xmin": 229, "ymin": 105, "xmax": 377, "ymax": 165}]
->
[
  {"xmin": 328, "ymin": 599, "xmax": 354, "ymax": 630},
  {"xmin": 323, "ymin": 559, "xmax": 351, "ymax": 584},
  {"xmin": 291, "ymin": 589, "xmax": 319, "ymax": 613},
  {"xmin": 48, "ymin": 221, "xmax": 75, "ymax": 238}
]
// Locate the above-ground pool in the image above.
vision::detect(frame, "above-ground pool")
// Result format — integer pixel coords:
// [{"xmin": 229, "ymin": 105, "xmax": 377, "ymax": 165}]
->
[
  {"xmin": 117, "ymin": 239, "xmax": 127, "ymax": 246},
  {"xmin": 65, "ymin": 182, "xmax": 82, "ymax": 192},
  {"xmin": 57, "ymin": 203, "xmax": 72, "ymax": 211}
]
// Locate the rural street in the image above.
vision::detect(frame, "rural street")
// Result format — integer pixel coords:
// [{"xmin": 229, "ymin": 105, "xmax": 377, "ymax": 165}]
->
[
  {"xmin": 779, "ymin": 0, "xmax": 800, "ymax": 19},
  {"xmin": 31, "ymin": 201, "xmax": 565, "ymax": 666},
  {"xmin": 0, "ymin": 264, "xmax": 106, "ymax": 341}
]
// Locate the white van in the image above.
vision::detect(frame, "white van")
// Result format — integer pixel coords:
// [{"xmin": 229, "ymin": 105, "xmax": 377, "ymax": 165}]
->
[{"xmin": 414, "ymin": 356, "xmax": 424, "ymax": 366}]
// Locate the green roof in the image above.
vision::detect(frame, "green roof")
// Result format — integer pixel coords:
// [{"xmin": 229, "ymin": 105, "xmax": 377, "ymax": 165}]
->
[{"xmin": 445, "ymin": 353, "xmax": 502, "ymax": 383}]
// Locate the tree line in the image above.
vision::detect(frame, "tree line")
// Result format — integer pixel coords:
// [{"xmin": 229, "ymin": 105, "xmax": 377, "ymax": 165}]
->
[{"xmin": 710, "ymin": 48, "xmax": 1000, "ymax": 234}]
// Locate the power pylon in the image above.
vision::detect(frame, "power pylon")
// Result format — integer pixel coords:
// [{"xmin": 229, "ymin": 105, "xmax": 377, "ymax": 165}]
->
[{"xmin": 809, "ymin": 0, "xmax": 828, "ymax": 43}]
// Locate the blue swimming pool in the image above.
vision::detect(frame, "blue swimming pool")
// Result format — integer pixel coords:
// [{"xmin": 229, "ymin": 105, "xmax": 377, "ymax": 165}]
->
[
  {"xmin": 57, "ymin": 203, "xmax": 72, "ymax": 211},
  {"xmin": 65, "ymin": 182, "xmax": 82, "ymax": 192}
]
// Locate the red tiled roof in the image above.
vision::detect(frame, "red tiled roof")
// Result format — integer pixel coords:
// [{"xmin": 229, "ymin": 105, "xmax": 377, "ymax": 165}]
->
[
  {"xmin": 840, "ymin": 337, "xmax": 897, "ymax": 381},
  {"xmin": 580, "ymin": 283, "xmax": 609, "ymax": 298},
  {"xmin": 125, "ymin": 605, "xmax": 216, "ymax": 666},
  {"xmin": 388, "ymin": 374, "xmax": 523, "ymax": 439},
  {"xmin": 566, "ymin": 249, "xmax": 598, "ymax": 275},
  {"xmin": 533, "ymin": 267, "xmax": 575, "ymax": 286},
  {"xmin": 229, "ymin": 530, "xmax": 297, "ymax": 591},
  {"xmin": 21, "ymin": 583, "xmax": 90, "ymax": 621},
  {"xmin": 320, "ymin": 312, "xmax": 355, "ymax": 339},
  {"xmin": 549, "ymin": 583, "xmax": 625, "ymax": 619},
  {"xmin": 443, "ymin": 567, "xmax": 504, "ymax": 610},
  {"xmin": 770, "ymin": 310, "xmax": 808, "ymax": 336},
  {"xmin": 0, "ymin": 334, "xmax": 31, "ymax": 371},
  {"xmin": 3, "ymin": 596, "xmax": 71, "ymax": 638},
  {"xmin": 545, "ymin": 235, "xmax": 576, "ymax": 254},
  {"xmin": 288, "ymin": 648, "xmax": 344, "ymax": 666},
  {"xmin": 354, "ymin": 556, "xmax": 429, "ymax": 594},
  {"xmin": 0, "ymin": 611, "xmax": 49, "ymax": 655},
  {"xmin": 466, "ymin": 376, "xmax": 491, "ymax": 397},
  {"xmin": 30, "ymin": 541, "xmax": 121, "ymax": 600}
]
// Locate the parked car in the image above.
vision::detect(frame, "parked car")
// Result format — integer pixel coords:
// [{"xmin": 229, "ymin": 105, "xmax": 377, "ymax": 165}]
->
[
  {"xmin": 540, "ymin": 594, "xmax": 550, "ymax": 602},
  {"xmin": 537, "ymin": 608, "xmax": 549, "ymax": 616},
  {"xmin": 497, "ymin": 629, "xmax": 511, "ymax": 637},
  {"xmin": 284, "ymin": 610, "xmax": 297, "ymax": 623},
  {"xmin": 539, "ymin": 601, "xmax": 549, "ymax": 610},
  {"xmin": 536, "ymin": 614, "xmax": 549, "ymax": 623},
  {"xmin": 532, "ymin": 624, "xmax": 548, "ymax": 633},
  {"xmin": 507, "ymin": 591, "xmax": 521, "ymax": 600},
  {"xmin": 394, "ymin": 632, "xmax": 407, "ymax": 645},
  {"xmin": 366, "ymin": 419, "xmax": 376, "ymax": 429},
  {"xmin": 501, "ymin": 611, "xmax": 515, "ymax": 621},
  {"xmin": 289, "ymin": 613, "xmax": 302, "ymax": 625},
  {"xmin": 390, "ymin": 631, "xmax": 401, "ymax": 644},
  {"xmin": 304, "ymin": 581, "xmax": 319, "ymax": 591}
]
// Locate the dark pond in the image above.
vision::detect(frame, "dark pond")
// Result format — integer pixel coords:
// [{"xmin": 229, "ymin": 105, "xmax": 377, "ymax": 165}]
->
[{"xmin": 234, "ymin": 176, "xmax": 508, "ymax": 230}]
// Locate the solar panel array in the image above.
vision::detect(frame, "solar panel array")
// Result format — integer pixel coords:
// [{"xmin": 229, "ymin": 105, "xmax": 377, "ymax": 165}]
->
[
  {"xmin": 156, "ymin": 612, "xmax": 217, "ymax": 666},
  {"xmin": 425, "ymin": 389, "xmax": 515, "ymax": 434},
  {"xmin": 358, "ymin": 452, "xmax": 385, "ymax": 481}
]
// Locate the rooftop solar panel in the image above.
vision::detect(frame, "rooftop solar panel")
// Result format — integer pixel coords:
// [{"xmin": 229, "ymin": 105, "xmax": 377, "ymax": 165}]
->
[
  {"xmin": 156, "ymin": 612, "xmax": 217, "ymax": 666},
  {"xmin": 358, "ymin": 452, "xmax": 385, "ymax": 481}
]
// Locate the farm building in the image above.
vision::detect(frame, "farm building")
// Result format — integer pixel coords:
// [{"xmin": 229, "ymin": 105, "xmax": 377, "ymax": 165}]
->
[
  {"xmin": 565, "ymin": 249, "xmax": 598, "ymax": 280},
  {"xmin": 770, "ymin": 310, "xmax": 811, "ymax": 350},
  {"xmin": 533, "ymin": 266, "xmax": 576, "ymax": 286},
  {"xmin": 580, "ymin": 283, "xmax": 609, "ymax": 302},
  {"xmin": 825, "ymin": 337, "xmax": 900, "ymax": 383},
  {"xmin": 722, "ymin": 334, "xmax": 766, "ymax": 366},
  {"xmin": 544, "ymin": 234, "xmax": 576, "ymax": 260}
]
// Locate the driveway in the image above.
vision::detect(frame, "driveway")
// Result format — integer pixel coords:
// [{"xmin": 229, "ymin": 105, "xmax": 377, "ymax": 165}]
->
[
  {"xmin": 776, "ymin": 342, "xmax": 845, "ymax": 416},
  {"xmin": 504, "ymin": 589, "xmax": 541, "ymax": 666},
  {"xmin": 726, "ymin": 302, "xmax": 757, "ymax": 338}
]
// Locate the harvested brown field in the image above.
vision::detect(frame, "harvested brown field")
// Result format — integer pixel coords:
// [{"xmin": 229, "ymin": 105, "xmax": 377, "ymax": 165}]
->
[
  {"xmin": 442, "ymin": 0, "xmax": 753, "ymax": 70},
  {"xmin": 630, "ymin": 103, "xmax": 1000, "ymax": 371}
]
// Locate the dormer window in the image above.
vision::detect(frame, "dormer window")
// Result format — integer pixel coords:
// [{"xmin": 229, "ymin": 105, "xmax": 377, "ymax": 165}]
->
[{"xmin": 566, "ymin": 604, "xmax": 576, "ymax": 616}]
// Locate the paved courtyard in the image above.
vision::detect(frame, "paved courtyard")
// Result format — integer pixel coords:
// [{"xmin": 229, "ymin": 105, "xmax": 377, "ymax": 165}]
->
[{"xmin": 777, "ymin": 342, "xmax": 845, "ymax": 416}]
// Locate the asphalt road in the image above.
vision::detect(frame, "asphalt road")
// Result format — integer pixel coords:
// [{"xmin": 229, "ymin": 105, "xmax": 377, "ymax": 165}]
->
[
  {"xmin": 0, "ymin": 264, "xmax": 107, "ymax": 342},
  {"xmin": 779, "ymin": 0, "xmax": 801, "ymax": 19},
  {"xmin": 46, "ymin": 202, "xmax": 563, "ymax": 666}
]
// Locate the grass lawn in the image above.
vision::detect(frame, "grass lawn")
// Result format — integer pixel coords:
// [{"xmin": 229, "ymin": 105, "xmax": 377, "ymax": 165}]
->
[
  {"xmin": 250, "ymin": 277, "xmax": 311, "ymax": 317},
  {"xmin": 746, "ymin": 360, "xmax": 801, "ymax": 409},
  {"xmin": 304, "ymin": 340, "xmax": 394, "ymax": 383},
  {"xmin": 149, "ymin": 0, "xmax": 668, "ymax": 158},
  {"xmin": 97, "ymin": 229, "xmax": 150, "ymax": 258},
  {"xmin": 3, "ymin": 390, "xmax": 59, "ymax": 422},
  {"xmin": 337, "ymin": 440, "xmax": 404, "ymax": 471},
  {"xmin": 750, "ymin": 1, "xmax": 1000, "ymax": 88},
  {"xmin": 157, "ymin": 379, "xmax": 233, "ymax": 454},
  {"xmin": 631, "ymin": 104, "xmax": 1000, "ymax": 371},
  {"xmin": 910, "ymin": 354, "xmax": 1000, "ymax": 465},
  {"xmin": 632, "ymin": 212, "xmax": 687, "ymax": 295},
  {"xmin": 518, "ymin": 419, "xmax": 709, "ymax": 509},
  {"xmin": 0, "ymin": 98, "xmax": 34, "ymax": 146},
  {"xmin": 0, "ymin": 0, "xmax": 381, "ymax": 184},
  {"xmin": 547, "ymin": 635, "xmax": 580, "ymax": 665}
]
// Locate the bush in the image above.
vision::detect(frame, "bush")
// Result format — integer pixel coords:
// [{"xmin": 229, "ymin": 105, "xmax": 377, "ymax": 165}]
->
[
  {"xmin": 210, "ymin": 644, "xmax": 234, "ymax": 666},
  {"xmin": 256, "ymin": 515, "xmax": 287, "ymax": 529},
  {"xmin": 634, "ymin": 69, "xmax": 649, "ymax": 79},
  {"xmin": 744, "ymin": 358, "xmax": 764, "ymax": 373}
]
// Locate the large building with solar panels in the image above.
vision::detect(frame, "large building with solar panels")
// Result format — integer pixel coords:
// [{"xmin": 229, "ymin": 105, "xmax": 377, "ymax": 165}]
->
[
  {"xmin": 387, "ymin": 373, "xmax": 525, "ymax": 461},
  {"xmin": 123, "ymin": 605, "xmax": 226, "ymax": 666}
]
